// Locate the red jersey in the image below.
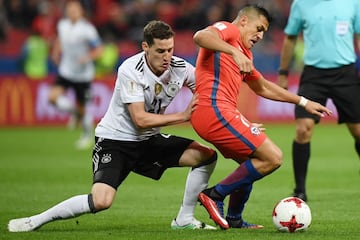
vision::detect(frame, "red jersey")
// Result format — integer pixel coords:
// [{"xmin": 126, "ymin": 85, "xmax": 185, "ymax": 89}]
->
[
  {"xmin": 195, "ymin": 21, "xmax": 262, "ymax": 109},
  {"xmin": 191, "ymin": 21, "xmax": 266, "ymax": 159}
]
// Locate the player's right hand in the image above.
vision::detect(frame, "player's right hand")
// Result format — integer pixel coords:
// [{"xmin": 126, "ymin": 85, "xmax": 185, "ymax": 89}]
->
[
  {"xmin": 232, "ymin": 50, "xmax": 252, "ymax": 74},
  {"xmin": 183, "ymin": 93, "xmax": 199, "ymax": 120}
]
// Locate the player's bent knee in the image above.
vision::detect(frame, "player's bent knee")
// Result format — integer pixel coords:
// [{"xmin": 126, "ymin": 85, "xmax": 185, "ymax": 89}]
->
[
  {"xmin": 272, "ymin": 156, "xmax": 282, "ymax": 170},
  {"xmin": 193, "ymin": 151, "xmax": 217, "ymax": 168},
  {"xmin": 295, "ymin": 122, "xmax": 314, "ymax": 142},
  {"xmin": 91, "ymin": 183, "xmax": 116, "ymax": 211},
  {"xmin": 269, "ymin": 149, "xmax": 283, "ymax": 170},
  {"xmin": 92, "ymin": 195, "xmax": 113, "ymax": 211}
]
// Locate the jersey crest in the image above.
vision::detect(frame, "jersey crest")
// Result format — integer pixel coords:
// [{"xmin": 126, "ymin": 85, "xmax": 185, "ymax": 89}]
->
[{"xmin": 165, "ymin": 82, "xmax": 180, "ymax": 97}]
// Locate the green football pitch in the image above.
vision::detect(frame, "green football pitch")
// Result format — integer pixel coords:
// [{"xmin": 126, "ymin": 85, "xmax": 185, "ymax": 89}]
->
[{"xmin": 1, "ymin": 123, "xmax": 360, "ymax": 240}]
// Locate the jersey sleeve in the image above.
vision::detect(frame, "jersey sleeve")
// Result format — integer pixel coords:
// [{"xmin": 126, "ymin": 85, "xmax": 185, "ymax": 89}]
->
[
  {"xmin": 56, "ymin": 19, "xmax": 64, "ymax": 34},
  {"xmin": 354, "ymin": 0, "xmax": 360, "ymax": 34},
  {"xmin": 211, "ymin": 21, "xmax": 239, "ymax": 42},
  {"xmin": 116, "ymin": 64, "xmax": 144, "ymax": 104},
  {"xmin": 244, "ymin": 68, "xmax": 263, "ymax": 81},
  {"xmin": 284, "ymin": 0, "xmax": 303, "ymax": 36},
  {"xmin": 183, "ymin": 61, "xmax": 196, "ymax": 91},
  {"xmin": 86, "ymin": 23, "xmax": 102, "ymax": 47}
]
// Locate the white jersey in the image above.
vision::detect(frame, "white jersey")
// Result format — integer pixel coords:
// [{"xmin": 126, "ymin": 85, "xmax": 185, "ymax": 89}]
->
[
  {"xmin": 57, "ymin": 18, "xmax": 101, "ymax": 82},
  {"xmin": 95, "ymin": 52, "xmax": 196, "ymax": 141}
]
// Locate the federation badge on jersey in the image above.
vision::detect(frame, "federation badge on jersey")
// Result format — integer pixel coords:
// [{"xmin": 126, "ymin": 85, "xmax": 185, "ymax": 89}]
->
[
  {"xmin": 155, "ymin": 83, "xmax": 163, "ymax": 96},
  {"xmin": 251, "ymin": 126, "xmax": 261, "ymax": 136},
  {"xmin": 165, "ymin": 83, "xmax": 180, "ymax": 97}
]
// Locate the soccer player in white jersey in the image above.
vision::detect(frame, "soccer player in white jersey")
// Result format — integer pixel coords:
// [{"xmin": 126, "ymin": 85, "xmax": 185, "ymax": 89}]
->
[
  {"xmin": 8, "ymin": 20, "xmax": 218, "ymax": 232},
  {"xmin": 48, "ymin": 0, "xmax": 103, "ymax": 149}
]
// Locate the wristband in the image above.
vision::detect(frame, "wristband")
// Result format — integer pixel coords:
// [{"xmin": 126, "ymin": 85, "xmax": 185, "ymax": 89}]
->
[
  {"xmin": 298, "ymin": 96, "xmax": 308, "ymax": 107},
  {"xmin": 278, "ymin": 69, "xmax": 289, "ymax": 76}
]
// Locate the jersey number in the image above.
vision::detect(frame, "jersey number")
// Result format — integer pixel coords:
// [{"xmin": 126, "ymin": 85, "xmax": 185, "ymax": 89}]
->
[{"xmin": 149, "ymin": 98, "xmax": 162, "ymax": 114}]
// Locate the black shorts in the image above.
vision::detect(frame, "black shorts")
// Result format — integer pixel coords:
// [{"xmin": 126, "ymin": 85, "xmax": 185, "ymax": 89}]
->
[
  {"xmin": 54, "ymin": 75, "xmax": 92, "ymax": 104},
  {"xmin": 295, "ymin": 64, "xmax": 360, "ymax": 124},
  {"xmin": 92, "ymin": 134, "xmax": 193, "ymax": 189}
]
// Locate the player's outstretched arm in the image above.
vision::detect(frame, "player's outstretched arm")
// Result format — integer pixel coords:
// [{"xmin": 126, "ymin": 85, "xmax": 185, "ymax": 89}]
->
[{"xmin": 246, "ymin": 76, "xmax": 332, "ymax": 118}]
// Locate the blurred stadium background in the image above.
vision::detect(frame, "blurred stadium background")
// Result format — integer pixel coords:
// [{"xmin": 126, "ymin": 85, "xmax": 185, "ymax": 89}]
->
[{"xmin": 0, "ymin": 0, "xmax": 344, "ymax": 126}]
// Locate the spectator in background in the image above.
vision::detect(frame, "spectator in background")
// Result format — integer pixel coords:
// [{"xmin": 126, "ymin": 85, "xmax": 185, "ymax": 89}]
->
[
  {"xmin": 19, "ymin": 21, "xmax": 49, "ymax": 80},
  {"xmin": 4, "ymin": 0, "xmax": 27, "ymax": 29},
  {"xmin": 277, "ymin": 0, "xmax": 360, "ymax": 202},
  {"xmin": 31, "ymin": 0, "xmax": 59, "ymax": 43},
  {"xmin": 126, "ymin": 0, "xmax": 156, "ymax": 45},
  {"xmin": 49, "ymin": 0, "xmax": 103, "ymax": 150},
  {"xmin": 205, "ymin": 2, "xmax": 226, "ymax": 26},
  {"xmin": 94, "ymin": 33, "xmax": 118, "ymax": 77},
  {"xmin": 97, "ymin": 1, "xmax": 129, "ymax": 41},
  {"xmin": 173, "ymin": 1, "xmax": 209, "ymax": 31},
  {"xmin": 0, "ymin": 0, "xmax": 9, "ymax": 41}
]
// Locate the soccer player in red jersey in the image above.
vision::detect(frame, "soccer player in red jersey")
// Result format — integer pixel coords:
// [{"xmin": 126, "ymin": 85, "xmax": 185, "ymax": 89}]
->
[{"xmin": 191, "ymin": 4, "xmax": 332, "ymax": 229}]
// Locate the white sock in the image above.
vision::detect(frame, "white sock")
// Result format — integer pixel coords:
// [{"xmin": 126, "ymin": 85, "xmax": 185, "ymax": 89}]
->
[
  {"xmin": 55, "ymin": 95, "xmax": 74, "ymax": 113},
  {"xmin": 82, "ymin": 113, "xmax": 93, "ymax": 137},
  {"xmin": 30, "ymin": 194, "xmax": 91, "ymax": 228},
  {"xmin": 175, "ymin": 160, "xmax": 216, "ymax": 225}
]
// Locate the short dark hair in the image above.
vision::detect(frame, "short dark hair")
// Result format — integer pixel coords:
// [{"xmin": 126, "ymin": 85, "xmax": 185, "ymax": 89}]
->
[
  {"xmin": 239, "ymin": 4, "xmax": 272, "ymax": 24},
  {"xmin": 143, "ymin": 20, "xmax": 175, "ymax": 46}
]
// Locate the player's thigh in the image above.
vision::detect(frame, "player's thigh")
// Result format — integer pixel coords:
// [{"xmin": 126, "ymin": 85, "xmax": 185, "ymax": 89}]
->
[
  {"xmin": 251, "ymin": 138, "xmax": 282, "ymax": 166},
  {"xmin": 92, "ymin": 137, "xmax": 138, "ymax": 189},
  {"xmin": 74, "ymin": 81, "xmax": 92, "ymax": 105},
  {"xmin": 179, "ymin": 141, "xmax": 215, "ymax": 167},
  {"xmin": 48, "ymin": 85, "xmax": 66, "ymax": 102},
  {"xmin": 132, "ymin": 134, "xmax": 193, "ymax": 179},
  {"xmin": 192, "ymin": 106, "xmax": 266, "ymax": 160},
  {"xmin": 211, "ymin": 115, "xmax": 266, "ymax": 160},
  {"xmin": 48, "ymin": 75, "xmax": 71, "ymax": 101}
]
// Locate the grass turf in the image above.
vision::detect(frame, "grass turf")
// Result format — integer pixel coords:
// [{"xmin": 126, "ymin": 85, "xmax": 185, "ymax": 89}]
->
[{"xmin": 1, "ymin": 123, "xmax": 360, "ymax": 240}]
